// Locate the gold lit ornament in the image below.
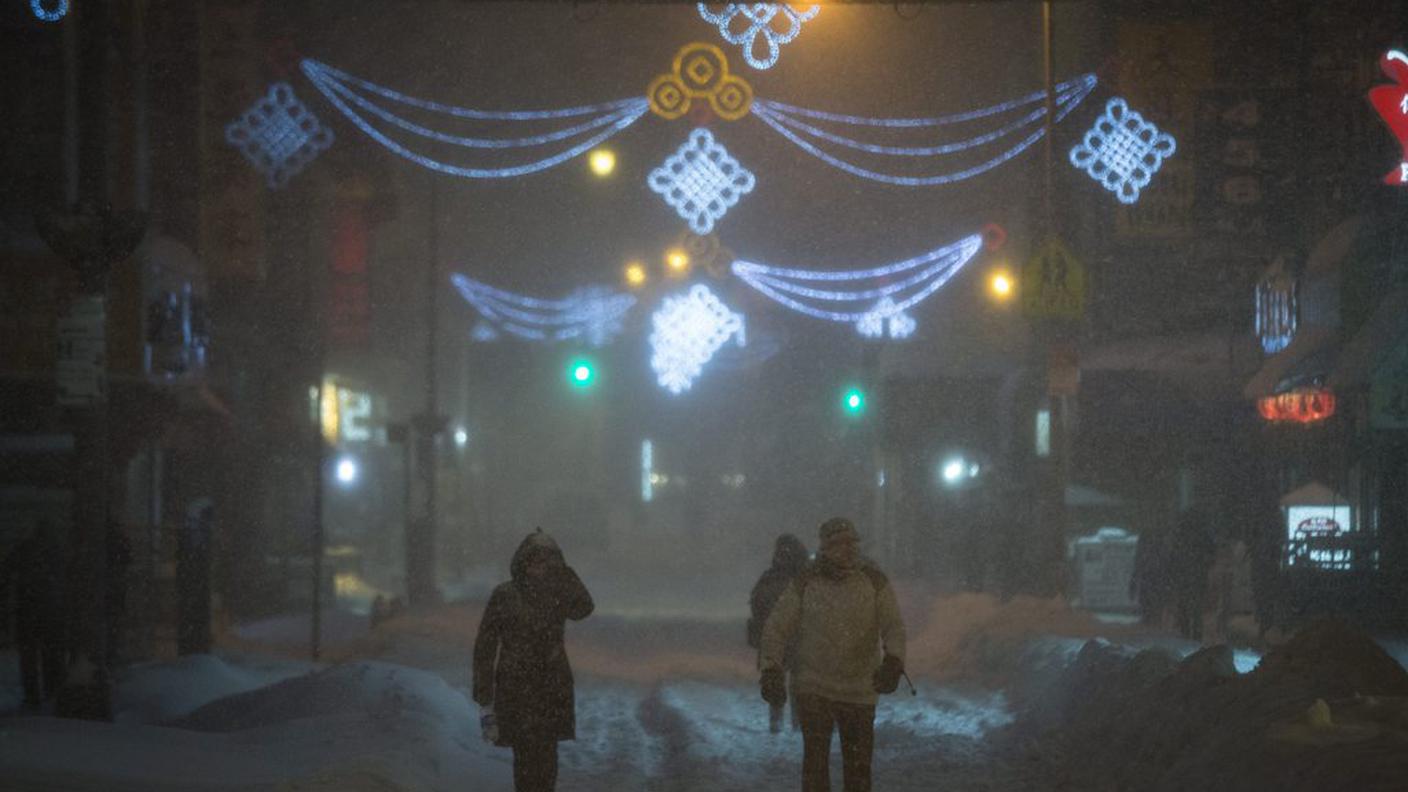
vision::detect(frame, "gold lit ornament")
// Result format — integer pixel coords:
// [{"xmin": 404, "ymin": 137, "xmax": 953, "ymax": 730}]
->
[
  {"xmin": 647, "ymin": 43, "xmax": 753, "ymax": 122},
  {"xmin": 588, "ymin": 148, "xmax": 616, "ymax": 176},
  {"xmin": 676, "ymin": 230, "xmax": 734, "ymax": 279},
  {"xmin": 624, "ymin": 261, "xmax": 648, "ymax": 288}
]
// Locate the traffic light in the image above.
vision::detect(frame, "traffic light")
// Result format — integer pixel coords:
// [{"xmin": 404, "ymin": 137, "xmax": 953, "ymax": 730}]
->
[
  {"xmin": 567, "ymin": 357, "xmax": 596, "ymax": 388},
  {"xmin": 842, "ymin": 386, "xmax": 866, "ymax": 416}
]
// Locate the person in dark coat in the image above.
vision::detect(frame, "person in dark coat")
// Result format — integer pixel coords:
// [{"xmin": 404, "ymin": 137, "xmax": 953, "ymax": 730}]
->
[
  {"xmin": 473, "ymin": 529, "xmax": 594, "ymax": 792},
  {"xmin": 1169, "ymin": 509, "xmax": 1216, "ymax": 641},
  {"xmin": 1, "ymin": 521, "xmax": 68, "ymax": 712},
  {"xmin": 748, "ymin": 533, "xmax": 808, "ymax": 732}
]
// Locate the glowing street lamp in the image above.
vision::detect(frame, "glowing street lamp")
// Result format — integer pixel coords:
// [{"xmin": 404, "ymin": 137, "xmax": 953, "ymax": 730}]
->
[
  {"xmin": 588, "ymin": 148, "xmax": 616, "ymax": 177},
  {"xmin": 334, "ymin": 455, "xmax": 359, "ymax": 486},
  {"xmin": 988, "ymin": 269, "xmax": 1015, "ymax": 301},
  {"xmin": 624, "ymin": 261, "xmax": 647, "ymax": 289},
  {"xmin": 453, "ymin": 427, "xmax": 469, "ymax": 448},
  {"xmin": 665, "ymin": 248, "xmax": 691, "ymax": 276}
]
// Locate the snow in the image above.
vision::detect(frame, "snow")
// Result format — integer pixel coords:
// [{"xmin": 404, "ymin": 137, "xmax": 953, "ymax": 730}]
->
[{"xmin": 11, "ymin": 590, "xmax": 1374, "ymax": 791}]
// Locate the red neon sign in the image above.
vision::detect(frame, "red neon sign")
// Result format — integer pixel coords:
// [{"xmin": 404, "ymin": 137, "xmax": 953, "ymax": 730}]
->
[
  {"xmin": 1257, "ymin": 386, "xmax": 1337, "ymax": 424},
  {"xmin": 1369, "ymin": 49, "xmax": 1408, "ymax": 185}
]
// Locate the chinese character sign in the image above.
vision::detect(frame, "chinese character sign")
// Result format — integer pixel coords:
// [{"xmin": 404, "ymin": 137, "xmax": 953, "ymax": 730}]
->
[{"xmin": 1369, "ymin": 49, "xmax": 1408, "ymax": 185}]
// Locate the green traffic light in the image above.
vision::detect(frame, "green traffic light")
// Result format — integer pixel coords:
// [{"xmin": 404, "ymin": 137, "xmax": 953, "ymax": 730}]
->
[
  {"xmin": 568, "ymin": 358, "xmax": 595, "ymax": 388},
  {"xmin": 843, "ymin": 387, "xmax": 866, "ymax": 415}
]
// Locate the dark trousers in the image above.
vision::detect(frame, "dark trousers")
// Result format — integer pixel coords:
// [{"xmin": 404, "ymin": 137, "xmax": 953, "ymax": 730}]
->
[
  {"xmin": 18, "ymin": 639, "xmax": 66, "ymax": 709},
  {"xmin": 511, "ymin": 739, "xmax": 558, "ymax": 792},
  {"xmin": 796, "ymin": 693, "xmax": 876, "ymax": 792}
]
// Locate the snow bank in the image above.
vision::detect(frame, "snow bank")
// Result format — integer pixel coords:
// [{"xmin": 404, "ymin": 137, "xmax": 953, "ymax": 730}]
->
[
  {"xmin": 113, "ymin": 653, "xmax": 310, "ymax": 725},
  {"xmin": 902, "ymin": 592, "xmax": 1129, "ymax": 683},
  {"xmin": 1014, "ymin": 620, "xmax": 1408, "ymax": 792}
]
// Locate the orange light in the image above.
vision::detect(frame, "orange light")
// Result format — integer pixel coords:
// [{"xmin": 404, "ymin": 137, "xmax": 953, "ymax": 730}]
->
[
  {"xmin": 624, "ymin": 261, "xmax": 647, "ymax": 288},
  {"xmin": 989, "ymin": 270, "xmax": 1015, "ymax": 300},
  {"xmin": 1257, "ymin": 386, "xmax": 1336, "ymax": 424},
  {"xmin": 665, "ymin": 248, "xmax": 690, "ymax": 275}
]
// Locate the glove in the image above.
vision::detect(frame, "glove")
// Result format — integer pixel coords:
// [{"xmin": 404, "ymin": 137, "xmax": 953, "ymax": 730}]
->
[
  {"xmin": 873, "ymin": 655, "xmax": 903, "ymax": 695},
  {"xmin": 480, "ymin": 706, "xmax": 499, "ymax": 744},
  {"xmin": 760, "ymin": 669, "xmax": 787, "ymax": 707}
]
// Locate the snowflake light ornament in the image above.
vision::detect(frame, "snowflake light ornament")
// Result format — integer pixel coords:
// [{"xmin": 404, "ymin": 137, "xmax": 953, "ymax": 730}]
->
[
  {"xmin": 697, "ymin": 3, "xmax": 820, "ymax": 70},
  {"xmin": 856, "ymin": 297, "xmax": 917, "ymax": 340},
  {"xmin": 1069, "ymin": 98, "xmax": 1176, "ymax": 205},
  {"xmin": 225, "ymin": 83, "xmax": 335, "ymax": 189},
  {"xmin": 649, "ymin": 284, "xmax": 746, "ymax": 394},
  {"xmin": 648, "ymin": 128, "xmax": 756, "ymax": 234}
]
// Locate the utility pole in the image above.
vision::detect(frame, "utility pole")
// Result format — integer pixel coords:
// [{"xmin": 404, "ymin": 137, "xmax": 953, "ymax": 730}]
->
[
  {"xmin": 36, "ymin": 0, "xmax": 147, "ymax": 719},
  {"xmin": 408, "ymin": 177, "xmax": 444, "ymax": 607}
]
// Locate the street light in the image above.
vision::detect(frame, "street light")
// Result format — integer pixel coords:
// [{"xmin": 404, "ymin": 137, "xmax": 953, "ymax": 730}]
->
[
  {"xmin": 335, "ymin": 455, "xmax": 359, "ymax": 486},
  {"xmin": 453, "ymin": 427, "xmax": 469, "ymax": 448},
  {"xmin": 664, "ymin": 247, "xmax": 690, "ymax": 276},
  {"xmin": 588, "ymin": 148, "xmax": 616, "ymax": 177},
  {"xmin": 988, "ymin": 268, "xmax": 1015, "ymax": 301}
]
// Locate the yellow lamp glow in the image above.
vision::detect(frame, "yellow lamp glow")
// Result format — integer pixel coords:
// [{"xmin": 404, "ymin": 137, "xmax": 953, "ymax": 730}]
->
[
  {"xmin": 588, "ymin": 148, "xmax": 616, "ymax": 177},
  {"xmin": 989, "ymin": 270, "xmax": 1015, "ymax": 300},
  {"xmin": 665, "ymin": 248, "xmax": 690, "ymax": 275},
  {"xmin": 624, "ymin": 261, "xmax": 647, "ymax": 288}
]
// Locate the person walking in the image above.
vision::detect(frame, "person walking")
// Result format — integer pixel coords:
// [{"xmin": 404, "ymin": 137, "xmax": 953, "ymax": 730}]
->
[
  {"xmin": 759, "ymin": 517, "xmax": 907, "ymax": 792},
  {"xmin": 748, "ymin": 533, "xmax": 808, "ymax": 732},
  {"xmin": 472, "ymin": 529, "xmax": 594, "ymax": 792}
]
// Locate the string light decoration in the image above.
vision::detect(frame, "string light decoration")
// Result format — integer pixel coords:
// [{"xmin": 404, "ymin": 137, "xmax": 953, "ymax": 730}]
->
[
  {"xmin": 1068, "ymin": 97, "xmax": 1177, "ymax": 204},
  {"xmin": 750, "ymin": 74, "xmax": 1098, "ymax": 186},
  {"xmin": 30, "ymin": 0, "xmax": 67, "ymax": 22},
  {"xmin": 647, "ymin": 43, "xmax": 754, "ymax": 122},
  {"xmin": 301, "ymin": 59, "xmax": 649, "ymax": 179},
  {"xmin": 450, "ymin": 274, "xmax": 636, "ymax": 347},
  {"xmin": 224, "ymin": 83, "xmax": 335, "ymax": 189},
  {"xmin": 649, "ymin": 284, "xmax": 746, "ymax": 394},
  {"xmin": 1254, "ymin": 259, "xmax": 1297, "ymax": 355},
  {"xmin": 731, "ymin": 233, "xmax": 986, "ymax": 338},
  {"xmin": 648, "ymin": 128, "xmax": 756, "ymax": 233},
  {"xmin": 696, "ymin": 3, "xmax": 820, "ymax": 71}
]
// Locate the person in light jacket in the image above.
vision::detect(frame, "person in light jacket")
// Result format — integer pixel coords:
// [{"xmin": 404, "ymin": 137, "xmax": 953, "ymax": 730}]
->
[{"xmin": 759, "ymin": 518, "xmax": 907, "ymax": 792}]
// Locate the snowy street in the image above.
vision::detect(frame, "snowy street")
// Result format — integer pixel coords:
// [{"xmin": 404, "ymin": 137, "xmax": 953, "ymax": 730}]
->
[{"xmin": 0, "ymin": 588, "xmax": 1085, "ymax": 791}]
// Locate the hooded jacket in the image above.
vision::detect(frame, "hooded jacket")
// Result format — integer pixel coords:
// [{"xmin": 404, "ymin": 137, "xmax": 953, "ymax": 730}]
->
[
  {"xmin": 472, "ymin": 530, "xmax": 594, "ymax": 746},
  {"xmin": 748, "ymin": 534, "xmax": 808, "ymax": 652},
  {"xmin": 759, "ymin": 557, "xmax": 906, "ymax": 706}
]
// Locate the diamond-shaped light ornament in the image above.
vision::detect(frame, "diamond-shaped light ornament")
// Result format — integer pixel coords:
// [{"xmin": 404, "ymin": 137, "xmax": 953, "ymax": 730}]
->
[
  {"xmin": 648, "ymin": 128, "xmax": 756, "ymax": 234},
  {"xmin": 649, "ymin": 284, "xmax": 746, "ymax": 394},
  {"xmin": 1069, "ymin": 98, "xmax": 1176, "ymax": 205},
  {"xmin": 225, "ymin": 83, "xmax": 335, "ymax": 189},
  {"xmin": 697, "ymin": 3, "xmax": 820, "ymax": 70}
]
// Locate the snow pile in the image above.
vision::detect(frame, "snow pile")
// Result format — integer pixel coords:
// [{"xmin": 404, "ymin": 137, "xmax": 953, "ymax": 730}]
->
[
  {"xmin": 903, "ymin": 592, "xmax": 1124, "ymax": 683},
  {"xmin": 1015, "ymin": 620, "xmax": 1408, "ymax": 791},
  {"xmin": 173, "ymin": 660, "xmax": 476, "ymax": 739},
  {"xmin": 112, "ymin": 653, "xmax": 310, "ymax": 725}
]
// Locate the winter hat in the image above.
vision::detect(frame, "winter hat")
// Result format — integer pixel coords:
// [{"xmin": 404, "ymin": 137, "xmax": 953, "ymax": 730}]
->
[{"xmin": 819, "ymin": 517, "xmax": 859, "ymax": 546}]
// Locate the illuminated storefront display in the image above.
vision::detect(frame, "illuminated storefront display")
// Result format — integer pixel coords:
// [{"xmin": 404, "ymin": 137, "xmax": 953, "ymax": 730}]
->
[
  {"xmin": 1254, "ymin": 259, "xmax": 1297, "ymax": 355},
  {"xmin": 1285, "ymin": 504, "xmax": 1354, "ymax": 570},
  {"xmin": 1257, "ymin": 385, "xmax": 1336, "ymax": 424}
]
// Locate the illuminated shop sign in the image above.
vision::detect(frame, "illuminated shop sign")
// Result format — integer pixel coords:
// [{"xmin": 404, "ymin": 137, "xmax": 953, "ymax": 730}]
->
[
  {"xmin": 1257, "ymin": 385, "xmax": 1335, "ymax": 424},
  {"xmin": 317, "ymin": 377, "xmax": 374, "ymax": 444},
  {"xmin": 1369, "ymin": 49, "xmax": 1408, "ymax": 185},
  {"xmin": 1285, "ymin": 504, "xmax": 1353, "ymax": 570}
]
